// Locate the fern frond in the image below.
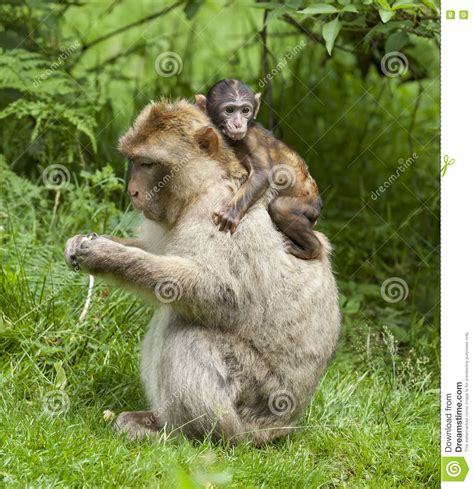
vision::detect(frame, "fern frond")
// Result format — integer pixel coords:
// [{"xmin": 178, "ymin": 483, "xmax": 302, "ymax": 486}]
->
[{"xmin": 0, "ymin": 49, "xmax": 77, "ymax": 97}]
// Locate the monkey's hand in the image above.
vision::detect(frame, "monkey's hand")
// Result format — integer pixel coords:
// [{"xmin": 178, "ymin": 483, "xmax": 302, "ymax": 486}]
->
[
  {"xmin": 64, "ymin": 233, "xmax": 130, "ymax": 275},
  {"xmin": 213, "ymin": 206, "xmax": 241, "ymax": 234}
]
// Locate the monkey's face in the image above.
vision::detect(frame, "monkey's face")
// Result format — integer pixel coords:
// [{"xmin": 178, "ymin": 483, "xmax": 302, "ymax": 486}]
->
[
  {"xmin": 218, "ymin": 102, "xmax": 254, "ymax": 141},
  {"xmin": 196, "ymin": 84, "xmax": 261, "ymax": 142},
  {"xmin": 128, "ymin": 157, "xmax": 171, "ymax": 222}
]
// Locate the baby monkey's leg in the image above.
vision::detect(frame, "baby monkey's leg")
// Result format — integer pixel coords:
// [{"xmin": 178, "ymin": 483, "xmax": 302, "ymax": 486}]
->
[{"xmin": 269, "ymin": 197, "xmax": 322, "ymax": 260}]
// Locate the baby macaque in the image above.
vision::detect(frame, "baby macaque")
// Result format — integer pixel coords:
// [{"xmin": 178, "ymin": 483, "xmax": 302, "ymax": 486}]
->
[{"xmin": 196, "ymin": 79, "xmax": 322, "ymax": 260}]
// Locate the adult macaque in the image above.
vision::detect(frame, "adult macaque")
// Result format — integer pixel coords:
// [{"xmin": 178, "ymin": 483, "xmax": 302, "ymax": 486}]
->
[
  {"xmin": 64, "ymin": 99, "xmax": 340, "ymax": 445},
  {"xmin": 196, "ymin": 79, "xmax": 323, "ymax": 260}
]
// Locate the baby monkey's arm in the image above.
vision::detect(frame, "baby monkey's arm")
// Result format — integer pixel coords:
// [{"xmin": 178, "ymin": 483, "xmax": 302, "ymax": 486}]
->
[{"xmin": 214, "ymin": 146, "xmax": 271, "ymax": 234}]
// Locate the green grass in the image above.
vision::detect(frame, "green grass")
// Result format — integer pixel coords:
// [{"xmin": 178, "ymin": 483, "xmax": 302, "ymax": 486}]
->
[{"xmin": 0, "ymin": 156, "xmax": 439, "ymax": 487}]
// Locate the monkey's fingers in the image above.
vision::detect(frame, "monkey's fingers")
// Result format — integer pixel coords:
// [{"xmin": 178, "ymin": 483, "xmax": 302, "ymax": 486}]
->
[
  {"xmin": 230, "ymin": 220, "xmax": 239, "ymax": 234},
  {"xmin": 71, "ymin": 258, "xmax": 81, "ymax": 272},
  {"xmin": 218, "ymin": 219, "xmax": 228, "ymax": 232}
]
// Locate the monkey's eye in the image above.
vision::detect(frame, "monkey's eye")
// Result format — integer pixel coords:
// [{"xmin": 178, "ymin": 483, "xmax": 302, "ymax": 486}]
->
[
  {"xmin": 225, "ymin": 107, "xmax": 234, "ymax": 114},
  {"xmin": 140, "ymin": 162, "xmax": 153, "ymax": 168},
  {"xmin": 242, "ymin": 107, "xmax": 250, "ymax": 114}
]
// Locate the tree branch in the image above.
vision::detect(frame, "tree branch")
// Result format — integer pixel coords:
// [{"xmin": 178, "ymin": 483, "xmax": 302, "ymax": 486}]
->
[
  {"xmin": 259, "ymin": 5, "xmax": 274, "ymax": 130},
  {"xmin": 282, "ymin": 14, "xmax": 353, "ymax": 54},
  {"xmin": 77, "ymin": 0, "xmax": 185, "ymax": 59}
]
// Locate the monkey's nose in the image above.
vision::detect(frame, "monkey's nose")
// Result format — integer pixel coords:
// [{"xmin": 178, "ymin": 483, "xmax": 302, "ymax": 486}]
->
[{"xmin": 129, "ymin": 189, "xmax": 139, "ymax": 198}]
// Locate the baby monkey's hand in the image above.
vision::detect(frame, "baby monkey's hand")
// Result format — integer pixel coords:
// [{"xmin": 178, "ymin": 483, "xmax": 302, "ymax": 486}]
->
[{"xmin": 213, "ymin": 206, "xmax": 241, "ymax": 234}]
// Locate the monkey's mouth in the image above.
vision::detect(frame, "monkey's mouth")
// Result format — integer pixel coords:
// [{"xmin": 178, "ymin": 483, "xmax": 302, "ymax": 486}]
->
[{"xmin": 226, "ymin": 130, "xmax": 246, "ymax": 141}]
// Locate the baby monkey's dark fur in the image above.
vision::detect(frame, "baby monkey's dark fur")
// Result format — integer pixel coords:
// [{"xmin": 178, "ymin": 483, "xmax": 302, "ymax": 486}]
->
[{"xmin": 196, "ymin": 79, "xmax": 322, "ymax": 260}]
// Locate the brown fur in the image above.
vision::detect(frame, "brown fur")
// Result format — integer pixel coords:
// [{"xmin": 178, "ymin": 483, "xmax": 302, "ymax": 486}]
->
[{"xmin": 199, "ymin": 80, "xmax": 323, "ymax": 259}]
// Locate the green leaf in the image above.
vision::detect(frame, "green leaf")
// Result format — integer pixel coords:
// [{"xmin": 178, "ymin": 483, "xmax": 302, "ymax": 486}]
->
[
  {"xmin": 300, "ymin": 4, "xmax": 339, "ymax": 15},
  {"xmin": 286, "ymin": 0, "xmax": 305, "ymax": 7},
  {"xmin": 184, "ymin": 0, "xmax": 205, "ymax": 20},
  {"xmin": 379, "ymin": 9, "xmax": 395, "ymax": 23},
  {"xmin": 322, "ymin": 17, "xmax": 342, "ymax": 55},
  {"xmin": 344, "ymin": 298, "xmax": 361, "ymax": 314},
  {"xmin": 385, "ymin": 31, "xmax": 409, "ymax": 53},
  {"xmin": 392, "ymin": 1, "xmax": 421, "ymax": 9},
  {"xmin": 342, "ymin": 5, "xmax": 359, "ymax": 12},
  {"xmin": 54, "ymin": 362, "xmax": 67, "ymax": 389},
  {"xmin": 254, "ymin": 2, "xmax": 295, "ymax": 9},
  {"xmin": 267, "ymin": 6, "xmax": 296, "ymax": 21},
  {"xmin": 420, "ymin": 0, "xmax": 439, "ymax": 13}
]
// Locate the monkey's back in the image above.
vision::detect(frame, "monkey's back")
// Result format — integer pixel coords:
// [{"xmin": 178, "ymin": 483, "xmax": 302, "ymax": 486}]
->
[
  {"xmin": 248, "ymin": 123, "xmax": 319, "ymax": 202},
  {"xmin": 140, "ymin": 181, "xmax": 340, "ymax": 444}
]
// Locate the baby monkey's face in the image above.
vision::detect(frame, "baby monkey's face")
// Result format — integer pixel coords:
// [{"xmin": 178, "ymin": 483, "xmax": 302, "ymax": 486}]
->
[
  {"xmin": 219, "ymin": 100, "xmax": 255, "ymax": 141},
  {"xmin": 195, "ymin": 80, "xmax": 261, "ymax": 142}
]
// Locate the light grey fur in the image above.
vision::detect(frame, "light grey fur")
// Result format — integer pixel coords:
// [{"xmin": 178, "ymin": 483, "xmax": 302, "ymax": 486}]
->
[{"xmin": 64, "ymin": 102, "xmax": 340, "ymax": 445}]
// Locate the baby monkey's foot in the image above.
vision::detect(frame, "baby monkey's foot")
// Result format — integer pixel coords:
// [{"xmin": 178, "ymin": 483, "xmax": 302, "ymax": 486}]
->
[
  {"xmin": 213, "ymin": 206, "xmax": 241, "ymax": 234},
  {"xmin": 283, "ymin": 237, "xmax": 301, "ymax": 255},
  {"xmin": 282, "ymin": 237, "xmax": 321, "ymax": 260}
]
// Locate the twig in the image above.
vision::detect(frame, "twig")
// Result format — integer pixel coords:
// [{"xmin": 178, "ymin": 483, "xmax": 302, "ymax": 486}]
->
[
  {"xmin": 50, "ymin": 190, "xmax": 61, "ymax": 232},
  {"xmin": 282, "ymin": 14, "xmax": 353, "ymax": 54},
  {"xmin": 408, "ymin": 82, "xmax": 424, "ymax": 155},
  {"xmin": 349, "ymin": 82, "xmax": 386, "ymax": 164},
  {"xmin": 259, "ymin": 5, "xmax": 274, "ymax": 130},
  {"xmin": 79, "ymin": 274, "xmax": 95, "ymax": 323},
  {"xmin": 76, "ymin": 0, "xmax": 185, "ymax": 60},
  {"xmin": 86, "ymin": 40, "xmax": 161, "ymax": 73}
]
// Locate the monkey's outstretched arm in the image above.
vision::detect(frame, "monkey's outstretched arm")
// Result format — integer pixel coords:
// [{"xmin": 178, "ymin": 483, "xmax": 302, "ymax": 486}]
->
[
  {"xmin": 64, "ymin": 235, "xmax": 236, "ymax": 320},
  {"xmin": 103, "ymin": 235, "xmax": 147, "ymax": 250}
]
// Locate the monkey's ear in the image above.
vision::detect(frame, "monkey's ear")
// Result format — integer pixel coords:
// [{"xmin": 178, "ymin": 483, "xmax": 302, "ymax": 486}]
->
[
  {"xmin": 195, "ymin": 94, "xmax": 207, "ymax": 113},
  {"xmin": 254, "ymin": 92, "xmax": 262, "ymax": 118},
  {"xmin": 195, "ymin": 126, "xmax": 219, "ymax": 156}
]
